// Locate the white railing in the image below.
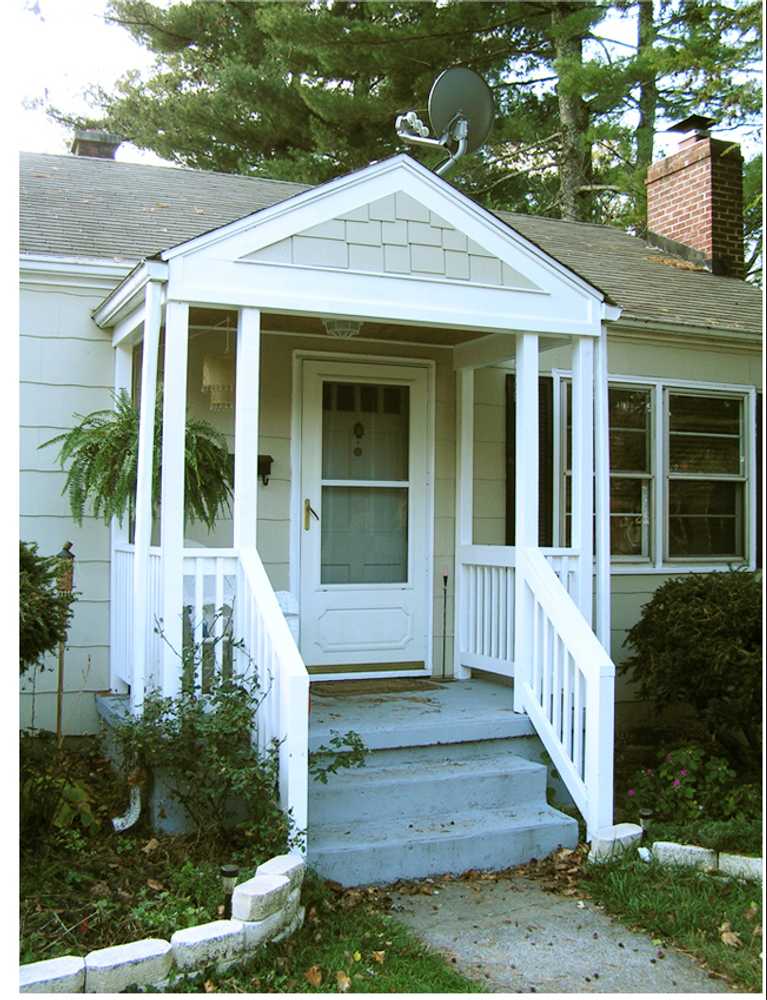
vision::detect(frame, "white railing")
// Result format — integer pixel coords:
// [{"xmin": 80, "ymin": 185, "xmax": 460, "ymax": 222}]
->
[
  {"xmin": 515, "ymin": 546, "xmax": 614, "ymax": 838},
  {"xmin": 457, "ymin": 545, "xmax": 515, "ymax": 673},
  {"xmin": 111, "ymin": 544, "xmax": 135, "ymax": 686},
  {"xmin": 180, "ymin": 549, "xmax": 238, "ymax": 692},
  {"xmin": 541, "ymin": 547, "xmax": 579, "ymax": 602},
  {"xmin": 237, "ymin": 546, "xmax": 309, "ymax": 843},
  {"xmin": 146, "ymin": 548, "xmax": 163, "ymax": 690}
]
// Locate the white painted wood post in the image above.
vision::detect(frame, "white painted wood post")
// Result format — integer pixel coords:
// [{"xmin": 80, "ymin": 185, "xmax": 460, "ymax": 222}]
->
[
  {"xmin": 513, "ymin": 333, "xmax": 539, "ymax": 713},
  {"xmin": 233, "ymin": 308, "xmax": 261, "ymax": 551},
  {"xmin": 131, "ymin": 282, "xmax": 162, "ymax": 712},
  {"xmin": 160, "ymin": 301, "xmax": 190, "ymax": 699},
  {"xmin": 571, "ymin": 337, "xmax": 594, "ymax": 625},
  {"xmin": 110, "ymin": 343, "xmax": 133, "ymax": 694},
  {"xmin": 585, "ymin": 664, "xmax": 615, "ymax": 838},
  {"xmin": 452, "ymin": 368, "xmax": 473, "ymax": 681},
  {"xmin": 594, "ymin": 327, "xmax": 611, "ymax": 651}
]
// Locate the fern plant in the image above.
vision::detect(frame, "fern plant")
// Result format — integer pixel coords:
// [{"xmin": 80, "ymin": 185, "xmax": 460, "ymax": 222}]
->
[{"xmin": 42, "ymin": 389, "xmax": 233, "ymax": 531}]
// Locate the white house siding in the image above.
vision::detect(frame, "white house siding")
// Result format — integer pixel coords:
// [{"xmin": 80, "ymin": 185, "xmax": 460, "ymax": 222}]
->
[{"xmin": 20, "ymin": 282, "xmax": 119, "ymax": 734}]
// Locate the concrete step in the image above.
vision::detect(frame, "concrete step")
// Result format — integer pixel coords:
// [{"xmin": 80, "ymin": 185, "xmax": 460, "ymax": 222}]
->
[
  {"xmin": 307, "ymin": 803, "xmax": 578, "ymax": 886},
  {"xmin": 309, "ymin": 751, "xmax": 546, "ymax": 825}
]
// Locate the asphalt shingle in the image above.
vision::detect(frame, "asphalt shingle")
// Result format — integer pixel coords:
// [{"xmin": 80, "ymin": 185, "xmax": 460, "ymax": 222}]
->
[{"xmin": 20, "ymin": 152, "xmax": 761, "ymax": 335}]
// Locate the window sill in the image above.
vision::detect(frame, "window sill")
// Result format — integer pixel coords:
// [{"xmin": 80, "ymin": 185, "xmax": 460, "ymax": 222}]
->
[{"xmin": 609, "ymin": 561, "xmax": 750, "ymax": 575}]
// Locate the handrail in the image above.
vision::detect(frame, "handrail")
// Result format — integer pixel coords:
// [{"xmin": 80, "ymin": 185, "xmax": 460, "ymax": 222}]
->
[
  {"xmin": 238, "ymin": 546, "xmax": 309, "ymax": 851},
  {"xmin": 515, "ymin": 546, "xmax": 614, "ymax": 839}
]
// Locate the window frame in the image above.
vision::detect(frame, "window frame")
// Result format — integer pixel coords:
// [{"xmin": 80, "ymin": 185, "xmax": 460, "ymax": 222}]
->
[{"xmin": 551, "ymin": 369, "xmax": 757, "ymax": 573}]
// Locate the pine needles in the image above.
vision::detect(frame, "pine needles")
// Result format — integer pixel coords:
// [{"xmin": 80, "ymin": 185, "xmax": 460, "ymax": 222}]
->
[{"xmin": 42, "ymin": 390, "xmax": 233, "ymax": 532}]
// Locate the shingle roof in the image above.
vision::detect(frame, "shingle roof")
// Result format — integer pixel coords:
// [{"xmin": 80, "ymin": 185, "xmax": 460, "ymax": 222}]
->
[{"xmin": 20, "ymin": 151, "xmax": 762, "ymax": 336}]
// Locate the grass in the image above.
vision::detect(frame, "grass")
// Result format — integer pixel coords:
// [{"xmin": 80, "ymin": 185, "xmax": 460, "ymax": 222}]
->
[
  {"xmin": 646, "ymin": 818, "xmax": 763, "ymax": 857},
  {"xmin": 146, "ymin": 873, "xmax": 484, "ymax": 993},
  {"xmin": 582, "ymin": 853, "xmax": 763, "ymax": 993}
]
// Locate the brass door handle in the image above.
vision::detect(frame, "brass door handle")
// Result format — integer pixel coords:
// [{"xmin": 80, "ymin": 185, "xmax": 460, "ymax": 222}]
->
[{"xmin": 304, "ymin": 498, "xmax": 320, "ymax": 530}]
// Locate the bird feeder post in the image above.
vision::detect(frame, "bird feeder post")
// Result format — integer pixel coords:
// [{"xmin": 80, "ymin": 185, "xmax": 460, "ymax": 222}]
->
[{"xmin": 55, "ymin": 542, "xmax": 75, "ymax": 747}]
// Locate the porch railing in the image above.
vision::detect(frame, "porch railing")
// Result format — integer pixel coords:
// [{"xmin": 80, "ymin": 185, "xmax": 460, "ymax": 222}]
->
[
  {"xmin": 456, "ymin": 545, "xmax": 515, "ymax": 672},
  {"xmin": 515, "ymin": 546, "xmax": 614, "ymax": 838},
  {"xmin": 111, "ymin": 544, "xmax": 135, "ymax": 687}
]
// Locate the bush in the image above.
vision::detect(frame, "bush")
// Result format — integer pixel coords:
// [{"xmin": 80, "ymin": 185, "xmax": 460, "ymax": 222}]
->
[
  {"xmin": 20, "ymin": 732, "xmax": 98, "ymax": 846},
  {"xmin": 112, "ymin": 668, "xmax": 298, "ymax": 858},
  {"xmin": 19, "ymin": 541, "xmax": 76, "ymax": 675},
  {"xmin": 620, "ymin": 570, "xmax": 762, "ymax": 769}
]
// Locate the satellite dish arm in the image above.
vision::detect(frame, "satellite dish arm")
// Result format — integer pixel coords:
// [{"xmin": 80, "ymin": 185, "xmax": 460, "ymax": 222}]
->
[{"xmin": 435, "ymin": 118, "xmax": 468, "ymax": 176}]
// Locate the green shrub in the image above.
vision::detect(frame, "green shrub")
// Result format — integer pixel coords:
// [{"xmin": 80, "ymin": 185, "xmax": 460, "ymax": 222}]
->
[
  {"xmin": 620, "ymin": 570, "xmax": 762, "ymax": 768},
  {"xmin": 20, "ymin": 732, "xmax": 98, "ymax": 845},
  {"xmin": 19, "ymin": 542, "xmax": 76, "ymax": 675},
  {"xmin": 112, "ymin": 668, "xmax": 299, "ymax": 857}
]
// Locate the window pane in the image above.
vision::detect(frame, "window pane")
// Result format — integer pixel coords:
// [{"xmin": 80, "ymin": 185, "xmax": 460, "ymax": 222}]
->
[
  {"xmin": 611, "ymin": 516, "xmax": 644, "ymax": 556},
  {"xmin": 669, "ymin": 394, "xmax": 741, "ymax": 435},
  {"xmin": 322, "ymin": 382, "xmax": 409, "ymax": 480},
  {"xmin": 610, "ymin": 430, "xmax": 649, "ymax": 472},
  {"xmin": 610, "ymin": 387, "xmax": 650, "ymax": 472},
  {"xmin": 669, "ymin": 434, "xmax": 740, "ymax": 474},
  {"xmin": 668, "ymin": 481, "xmax": 742, "ymax": 557},
  {"xmin": 610, "ymin": 387, "xmax": 650, "ymax": 429},
  {"xmin": 610, "ymin": 478, "xmax": 642, "ymax": 513},
  {"xmin": 321, "ymin": 486, "xmax": 408, "ymax": 583}
]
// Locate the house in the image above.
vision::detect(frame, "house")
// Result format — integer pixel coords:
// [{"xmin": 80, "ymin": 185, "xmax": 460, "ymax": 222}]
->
[{"xmin": 20, "ymin": 125, "xmax": 762, "ymax": 883}]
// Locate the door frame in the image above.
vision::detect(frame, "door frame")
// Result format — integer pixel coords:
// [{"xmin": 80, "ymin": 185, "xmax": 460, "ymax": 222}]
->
[{"xmin": 290, "ymin": 348, "xmax": 436, "ymax": 679}]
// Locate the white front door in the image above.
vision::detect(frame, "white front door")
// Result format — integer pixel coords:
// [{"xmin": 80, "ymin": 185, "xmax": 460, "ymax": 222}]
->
[{"xmin": 299, "ymin": 359, "xmax": 430, "ymax": 673}]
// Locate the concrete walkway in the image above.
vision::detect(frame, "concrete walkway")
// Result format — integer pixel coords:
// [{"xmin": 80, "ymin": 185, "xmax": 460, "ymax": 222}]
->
[{"xmin": 390, "ymin": 876, "xmax": 732, "ymax": 993}]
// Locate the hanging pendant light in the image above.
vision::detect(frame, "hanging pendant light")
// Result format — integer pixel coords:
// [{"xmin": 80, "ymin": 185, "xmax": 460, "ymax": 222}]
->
[{"xmin": 202, "ymin": 323, "xmax": 235, "ymax": 411}]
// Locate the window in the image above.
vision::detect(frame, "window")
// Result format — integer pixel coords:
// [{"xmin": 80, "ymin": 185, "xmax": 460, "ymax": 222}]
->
[
  {"xmin": 665, "ymin": 391, "xmax": 745, "ymax": 560},
  {"xmin": 557, "ymin": 377, "xmax": 753, "ymax": 567}
]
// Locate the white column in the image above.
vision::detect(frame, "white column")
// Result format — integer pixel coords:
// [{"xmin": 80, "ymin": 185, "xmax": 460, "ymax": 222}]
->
[
  {"xmin": 233, "ymin": 308, "xmax": 261, "ymax": 551},
  {"xmin": 160, "ymin": 301, "xmax": 189, "ymax": 699},
  {"xmin": 110, "ymin": 343, "xmax": 133, "ymax": 695},
  {"xmin": 513, "ymin": 333, "xmax": 539, "ymax": 712},
  {"xmin": 571, "ymin": 337, "xmax": 595, "ymax": 625},
  {"xmin": 452, "ymin": 368, "xmax": 473, "ymax": 680},
  {"xmin": 131, "ymin": 282, "xmax": 162, "ymax": 712},
  {"xmin": 594, "ymin": 326, "xmax": 611, "ymax": 650}
]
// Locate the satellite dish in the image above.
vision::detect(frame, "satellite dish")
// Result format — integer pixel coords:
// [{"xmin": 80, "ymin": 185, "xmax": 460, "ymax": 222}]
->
[
  {"xmin": 428, "ymin": 67, "xmax": 494, "ymax": 155},
  {"xmin": 395, "ymin": 67, "xmax": 494, "ymax": 175}
]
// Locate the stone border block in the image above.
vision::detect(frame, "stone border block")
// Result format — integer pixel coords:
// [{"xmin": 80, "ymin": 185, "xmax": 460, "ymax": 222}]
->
[
  {"xmin": 20, "ymin": 955, "xmax": 85, "ymax": 993},
  {"xmin": 241, "ymin": 909, "xmax": 286, "ymax": 950},
  {"xmin": 85, "ymin": 938, "xmax": 172, "ymax": 993},
  {"xmin": 232, "ymin": 873, "xmax": 290, "ymax": 922},
  {"xmin": 170, "ymin": 920, "xmax": 245, "ymax": 971},
  {"xmin": 718, "ymin": 853, "xmax": 763, "ymax": 882},
  {"xmin": 652, "ymin": 841, "xmax": 717, "ymax": 870},
  {"xmin": 256, "ymin": 854, "xmax": 305, "ymax": 892},
  {"xmin": 274, "ymin": 906, "xmax": 305, "ymax": 943},
  {"xmin": 589, "ymin": 822, "xmax": 643, "ymax": 863}
]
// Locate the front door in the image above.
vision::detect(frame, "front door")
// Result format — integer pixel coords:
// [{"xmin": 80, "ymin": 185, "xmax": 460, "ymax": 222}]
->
[{"xmin": 299, "ymin": 359, "xmax": 430, "ymax": 674}]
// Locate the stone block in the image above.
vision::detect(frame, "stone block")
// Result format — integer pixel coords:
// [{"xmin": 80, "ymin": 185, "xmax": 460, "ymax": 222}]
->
[
  {"xmin": 241, "ymin": 909, "xmax": 286, "ymax": 950},
  {"xmin": 718, "ymin": 853, "xmax": 763, "ymax": 882},
  {"xmin": 589, "ymin": 822, "xmax": 643, "ymax": 863},
  {"xmin": 256, "ymin": 854, "xmax": 305, "ymax": 892},
  {"xmin": 232, "ymin": 873, "xmax": 291, "ymax": 922},
  {"xmin": 273, "ymin": 905, "xmax": 305, "ymax": 943},
  {"xmin": 20, "ymin": 956, "xmax": 85, "ymax": 993},
  {"xmin": 85, "ymin": 938, "xmax": 172, "ymax": 993},
  {"xmin": 170, "ymin": 920, "xmax": 245, "ymax": 971},
  {"xmin": 651, "ymin": 841, "xmax": 717, "ymax": 870}
]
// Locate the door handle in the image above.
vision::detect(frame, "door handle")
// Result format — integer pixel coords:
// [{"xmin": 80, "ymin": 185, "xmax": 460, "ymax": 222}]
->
[{"xmin": 304, "ymin": 498, "xmax": 320, "ymax": 530}]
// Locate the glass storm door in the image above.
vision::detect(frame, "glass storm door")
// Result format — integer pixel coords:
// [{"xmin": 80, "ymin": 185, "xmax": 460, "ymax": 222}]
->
[{"xmin": 299, "ymin": 359, "xmax": 429, "ymax": 672}]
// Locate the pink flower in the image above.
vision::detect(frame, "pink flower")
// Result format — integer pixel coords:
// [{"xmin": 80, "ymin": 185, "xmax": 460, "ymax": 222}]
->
[
  {"xmin": 673, "ymin": 779, "xmax": 681, "ymax": 788},
  {"xmin": 679, "ymin": 769, "xmax": 688, "ymax": 777},
  {"xmin": 627, "ymin": 789, "xmax": 636, "ymax": 797}
]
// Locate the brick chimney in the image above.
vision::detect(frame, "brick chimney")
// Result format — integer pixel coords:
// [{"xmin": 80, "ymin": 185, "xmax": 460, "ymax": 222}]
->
[
  {"xmin": 646, "ymin": 117, "xmax": 744, "ymax": 279},
  {"xmin": 70, "ymin": 128, "xmax": 123, "ymax": 160}
]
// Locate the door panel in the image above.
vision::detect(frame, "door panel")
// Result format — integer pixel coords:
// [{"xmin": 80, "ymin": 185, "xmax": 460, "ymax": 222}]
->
[{"xmin": 300, "ymin": 360, "xmax": 429, "ymax": 669}]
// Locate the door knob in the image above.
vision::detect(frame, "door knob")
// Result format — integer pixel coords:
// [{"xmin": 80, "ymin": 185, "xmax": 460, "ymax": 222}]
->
[{"xmin": 304, "ymin": 498, "xmax": 320, "ymax": 530}]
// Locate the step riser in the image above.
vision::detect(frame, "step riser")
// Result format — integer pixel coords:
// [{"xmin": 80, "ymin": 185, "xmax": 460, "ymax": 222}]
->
[
  {"xmin": 309, "ymin": 765, "xmax": 546, "ymax": 825},
  {"xmin": 308, "ymin": 815, "xmax": 578, "ymax": 886}
]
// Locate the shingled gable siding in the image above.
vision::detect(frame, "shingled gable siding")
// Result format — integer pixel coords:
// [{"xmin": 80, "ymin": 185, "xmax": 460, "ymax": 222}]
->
[
  {"xmin": 20, "ymin": 282, "xmax": 118, "ymax": 734},
  {"xmin": 242, "ymin": 193, "xmax": 541, "ymax": 291}
]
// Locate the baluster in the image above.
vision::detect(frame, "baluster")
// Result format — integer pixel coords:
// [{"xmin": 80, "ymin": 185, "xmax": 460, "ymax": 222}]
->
[
  {"xmin": 193, "ymin": 561, "xmax": 204, "ymax": 691},
  {"xmin": 507, "ymin": 569, "xmax": 514, "ymax": 665},
  {"xmin": 563, "ymin": 652, "xmax": 573, "ymax": 757},
  {"xmin": 483, "ymin": 567, "xmax": 491, "ymax": 658},
  {"xmin": 471, "ymin": 566, "xmax": 479, "ymax": 655},
  {"xmin": 498, "ymin": 569, "xmax": 506, "ymax": 661},
  {"xmin": 542, "ymin": 616, "xmax": 551, "ymax": 721},
  {"xmin": 573, "ymin": 667, "xmax": 584, "ymax": 780},
  {"xmin": 213, "ymin": 558, "xmax": 225, "ymax": 677},
  {"xmin": 553, "ymin": 634, "xmax": 563, "ymax": 742}
]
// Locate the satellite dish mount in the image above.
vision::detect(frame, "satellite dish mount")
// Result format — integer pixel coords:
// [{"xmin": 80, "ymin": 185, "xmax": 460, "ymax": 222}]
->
[{"xmin": 395, "ymin": 67, "xmax": 493, "ymax": 176}]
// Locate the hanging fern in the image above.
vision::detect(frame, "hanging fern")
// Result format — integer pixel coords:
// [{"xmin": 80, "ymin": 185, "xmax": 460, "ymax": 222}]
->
[{"xmin": 42, "ymin": 389, "xmax": 233, "ymax": 532}]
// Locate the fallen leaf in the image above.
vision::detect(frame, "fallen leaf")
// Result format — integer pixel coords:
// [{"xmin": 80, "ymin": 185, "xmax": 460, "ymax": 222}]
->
[
  {"xmin": 141, "ymin": 838, "xmax": 160, "ymax": 854},
  {"xmin": 217, "ymin": 904, "xmax": 225, "ymax": 917},
  {"xmin": 308, "ymin": 906, "xmax": 318, "ymax": 924},
  {"xmin": 147, "ymin": 879, "xmax": 165, "ymax": 892},
  {"xmin": 353, "ymin": 950, "xmax": 362, "ymax": 962},
  {"xmin": 203, "ymin": 980, "xmax": 216, "ymax": 993},
  {"xmin": 304, "ymin": 965, "xmax": 322, "ymax": 987},
  {"xmin": 744, "ymin": 903, "xmax": 759, "ymax": 922},
  {"xmin": 719, "ymin": 922, "xmax": 742, "ymax": 948},
  {"xmin": 335, "ymin": 971, "xmax": 351, "ymax": 992},
  {"xmin": 372, "ymin": 950, "xmax": 385, "ymax": 964}
]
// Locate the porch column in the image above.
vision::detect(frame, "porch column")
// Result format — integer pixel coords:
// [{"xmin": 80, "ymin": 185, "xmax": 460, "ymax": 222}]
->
[
  {"xmin": 131, "ymin": 281, "xmax": 162, "ymax": 712},
  {"xmin": 513, "ymin": 333, "xmax": 539, "ymax": 713},
  {"xmin": 160, "ymin": 301, "xmax": 189, "ymax": 699},
  {"xmin": 233, "ymin": 308, "xmax": 261, "ymax": 550},
  {"xmin": 594, "ymin": 326, "xmax": 611, "ymax": 650},
  {"xmin": 110, "ymin": 343, "xmax": 133, "ymax": 695},
  {"xmin": 452, "ymin": 368, "xmax": 474, "ymax": 680},
  {"xmin": 571, "ymin": 336, "xmax": 595, "ymax": 625}
]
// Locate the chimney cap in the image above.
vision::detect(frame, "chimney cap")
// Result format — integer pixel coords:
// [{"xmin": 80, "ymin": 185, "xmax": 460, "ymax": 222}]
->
[
  {"xmin": 71, "ymin": 128, "xmax": 123, "ymax": 158},
  {"xmin": 665, "ymin": 114, "xmax": 717, "ymax": 135}
]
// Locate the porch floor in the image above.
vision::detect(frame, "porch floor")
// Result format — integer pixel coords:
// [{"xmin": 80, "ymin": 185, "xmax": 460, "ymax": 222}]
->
[{"xmin": 308, "ymin": 675, "xmax": 535, "ymax": 753}]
